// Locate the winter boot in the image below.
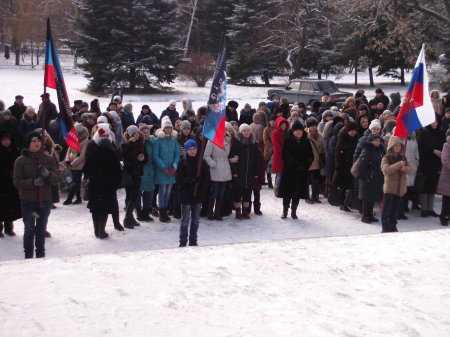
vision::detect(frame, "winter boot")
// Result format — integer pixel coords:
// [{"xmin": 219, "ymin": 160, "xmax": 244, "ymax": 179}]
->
[
  {"xmin": 213, "ymin": 200, "xmax": 223, "ymax": 221},
  {"xmin": 97, "ymin": 219, "xmax": 109, "ymax": 239},
  {"xmin": 159, "ymin": 208, "xmax": 170, "ymax": 223},
  {"xmin": 291, "ymin": 201, "xmax": 299, "ymax": 220},
  {"xmin": 0, "ymin": 222, "xmax": 4, "ymax": 238},
  {"xmin": 179, "ymin": 242, "xmax": 187, "ymax": 247},
  {"xmin": 73, "ymin": 195, "xmax": 82, "ymax": 205},
  {"xmin": 242, "ymin": 205, "xmax": 251, "ymax": 219},
  {"xmin": 4, "ymin": 221, "xmax": 15, "ymax": 236},
  {"xmin": 45, "ymin": 231, "xmax": 52, "ymax": 238},
  {"xmin": 267, "ymin": 173, "xmax": 273, "ymax": 189},
  {"xmin": 235, "ymin": 207, "xmax": 243, "ymax": 220},
  {"xmin": 123, "ymin": 216, "xmax": 135, "ymax": 229},
  {"xmin": 340, "ymin": 190, "xmax": 352, "ymax": 212},
  {"xmin": 254, "ymin": 202, "xmax": 263, "ymax": 216},
  {"xmin": 281, "ymin": 206, "xmax": 289, "ymax": 219},
  {"xmin": 189, "ymin": 241, "xmax": 198, "ymax": 247},
  {"xmin": 441, "ymin": 215, "xmax": 449, "ymax": 226}
]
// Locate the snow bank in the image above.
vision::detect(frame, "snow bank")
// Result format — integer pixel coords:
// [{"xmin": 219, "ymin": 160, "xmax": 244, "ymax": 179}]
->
[{"xmin": 1, "ymin": 230, "xmax": 449, "ymax": 337}]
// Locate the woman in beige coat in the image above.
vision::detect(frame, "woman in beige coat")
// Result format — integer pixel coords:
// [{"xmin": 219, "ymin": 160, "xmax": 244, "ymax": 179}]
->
[{"xmin": 381, "ymin": 136, "xmax": 411, "ymax": 233}]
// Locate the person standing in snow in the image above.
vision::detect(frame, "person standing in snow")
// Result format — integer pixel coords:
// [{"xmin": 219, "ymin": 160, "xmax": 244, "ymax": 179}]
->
[
  {"xmin": 203, "ymin": 122, "xmax": 233, "ymax": 220},
  {"xmin": 122, "ymin": 125, "xmax": 147, "ymax": 228},
  {"xmin": 178, "ymin": 139, "xmax": 202, "ymax": 247},
  {"xmin": 152, "ymin": 116, "xmax": 180, "ymax": 223},
  {"xmin": 84, "ymin": 124, "xmax": 124, "ymax": 238},
  {"xmin": 37, "ymin": 93, "xmax": 58, "ymax": 132},
  {"xmin": 278, "ymin": 121, "xmax": 314, "ymax": 219},
  {"xmin": 8, "ymin": 95, "xmax": 26, "ymax": 121},
  {"xmin": 136, "ymin": 105, "xmax": 160, "ymax": 129},
  {"xmin": 0, "ymin": 132, "xmax": 21, "ymax": 237},
  {"xmin": 306, "ymin": 117, "xmax": 325, "ymax": 204},
  {"xmin": 161, "ymin": 101, "xmax": 180, "ymax": 126},
  {"xmin": 381, "ymin": 136, "xmax": 411, "ymax": 233},
  {"xmin": 262, "ymin": 116, "xmax": 275, "ymax": 189},
  {"xmin": 271, "ymin": 116, "xmax": 289, "ymax": 196},
  {"xmin": 437, "ymin": 129, "xmax": 450, "ymax": 226},
  {"xmin": 137, "ymin": 124, "xmax": 155, "ymax": 222},
  {"xmin": 13, "ymin": 130, "xmax": 59, "ymax": 258}
]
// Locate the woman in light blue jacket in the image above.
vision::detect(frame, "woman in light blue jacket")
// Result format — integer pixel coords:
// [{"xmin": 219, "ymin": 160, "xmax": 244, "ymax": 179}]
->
[{"xmin": 152, "ymin": 116, "xmax": 180, "ymax": 222}]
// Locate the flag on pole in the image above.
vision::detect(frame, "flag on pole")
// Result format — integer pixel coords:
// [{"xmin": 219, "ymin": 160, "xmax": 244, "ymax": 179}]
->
[
  {"xmin": 394, "ymin": 44, "xmax": 436, "ymax": 138},
  {"xmin": 202, "ymin": 47, "xmax": 227, "ymax": 149},
  {"xmin": 44, "ymin": 18, "xmax": 80, "ymax": 152}
]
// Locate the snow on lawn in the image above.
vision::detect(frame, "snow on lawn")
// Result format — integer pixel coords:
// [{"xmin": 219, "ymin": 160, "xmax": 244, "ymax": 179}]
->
[
  {"xmin": 1, "ymin": 230, "xmax": 449, "ymax": 337},
  {"xmin": 0, "ymin": 66, "xmax": 408, "ymax": 119},
  {"xmin": 0, "ymin": 188, "xmax": 443, "ymax": 263}
]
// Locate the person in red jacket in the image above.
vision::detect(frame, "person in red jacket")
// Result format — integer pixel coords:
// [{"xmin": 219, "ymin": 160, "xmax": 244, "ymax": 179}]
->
[{"xmin": 271, "ymin": 116, "xmax": 289, "ymax": 195}]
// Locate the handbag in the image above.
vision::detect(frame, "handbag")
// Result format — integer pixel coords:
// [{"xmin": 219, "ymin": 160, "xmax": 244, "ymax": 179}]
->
[{"xmin": 351, "ymin": 158, "xmax": 361, "ymax": 178}]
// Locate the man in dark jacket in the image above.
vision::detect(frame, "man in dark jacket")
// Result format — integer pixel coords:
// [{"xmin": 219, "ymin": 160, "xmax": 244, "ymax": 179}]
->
[
  {"xmin": 160, "ymin": 101, "xmax": 180, "ymax": 126},
  {"xmin": 136, "ymin": 105, "xmax": 160, "ymax": 129},
  {"xmin": 368, "ymin": 88, "xmax": 390, "ymax": 113},
  {"xmin": 37, "ymin": 93, "xmax": 58, "ymax": 131},
  {"xmin": 226, "ymin": 101, "xmax": 239, "ymax": 122},
  {"xmin": 13, "ymin": 130, "xmax": 59, "ymax": 259},
  {"xmin": 8, "ymin": 95, "xmax": 26, "ymax": 121}
]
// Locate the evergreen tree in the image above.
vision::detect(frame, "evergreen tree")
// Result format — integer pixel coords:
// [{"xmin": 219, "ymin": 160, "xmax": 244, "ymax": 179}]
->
[
  {"xmin": 227, "ymin": 0, "xmax": 277, "ymax": 84},
  {"xmin": 74, "ymin": 0, "xmax": 180, "ymax": 92}
]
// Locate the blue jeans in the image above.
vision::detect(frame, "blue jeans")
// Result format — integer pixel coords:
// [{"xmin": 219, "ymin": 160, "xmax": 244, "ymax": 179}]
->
[
  {"xmin": 21, "ymin": 201, "xmax": 51, "ymax": 258},
  {"xmin": 158, "ymin": 184, "xmax": 173, "ymax": 209},
  {"xmin": 180, "ymin": 204, "xmax": 201, "ymax": 245}
]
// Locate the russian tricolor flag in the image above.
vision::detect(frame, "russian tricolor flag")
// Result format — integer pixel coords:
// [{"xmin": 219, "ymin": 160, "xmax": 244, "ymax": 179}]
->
[
  {"xmin": 202, "ymin": 47, "xmax": 227, "ymax": 149},
  {"xmin": 44, "ymin": 18, "xmax": 80, "ymax": 152},
  {"xmin": 394, "ymin": 44, "xmax": 436, "ymax": 138}
]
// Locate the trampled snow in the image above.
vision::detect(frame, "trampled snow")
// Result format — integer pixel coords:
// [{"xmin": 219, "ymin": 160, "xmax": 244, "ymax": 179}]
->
[{"xmin": 1, "ymin": 230, "xmax": 449, "ymax": 337}]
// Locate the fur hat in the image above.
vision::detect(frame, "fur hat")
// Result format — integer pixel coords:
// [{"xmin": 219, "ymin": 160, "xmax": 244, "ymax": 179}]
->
[
  {"xmin": 97, "ymin": 115, "xmax": 108, "ymax": 124},
  {"xmin": 161, "ymin": 116, "xmax": 173, "ymax": 129}
]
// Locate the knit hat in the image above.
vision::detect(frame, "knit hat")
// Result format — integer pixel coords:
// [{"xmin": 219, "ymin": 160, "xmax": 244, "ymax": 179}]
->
[
  {"xmin": 291, "ymin": 120, "xmax": 305, "ymax": 131},
  {"xmin": 97, "ymin": 115, "xmax": 108, "ymax": 124},
  {"xmin": 126, "ymin": 125, "xmax": 139, "ymax": 137},
  {"xmin": 161, "ymin": 116, "xmax": 173, "ymax": 129},
  {"xmin": 181, "ymin": 120, "xmax": 192, "ymax": 130},
  {"xmin": 369, "ymin": 119, "xmax": 381, "ymax": 130},
  {"xmin": 306, "ymin": 117, "xmax": 318, "ymax": 128},
  {"xmin": 25, "ymin": 130, "xmax": 43, "ymax": 148},
  {"xmin": 382, "ymin": 110, "xmax": 394, "ymax": 118},
  {"xmin": 239, "ymin": 123, "xmax": 251, "ymax": 133},
  {"xmin": 184, "ymin": 139, "xmax": 198, "ymax": 151}
]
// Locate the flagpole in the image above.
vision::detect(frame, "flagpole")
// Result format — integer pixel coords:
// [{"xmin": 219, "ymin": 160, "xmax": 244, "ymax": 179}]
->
[{"xmin": 43, "ymin": 18, "xmax": 51, "ymax": 95}]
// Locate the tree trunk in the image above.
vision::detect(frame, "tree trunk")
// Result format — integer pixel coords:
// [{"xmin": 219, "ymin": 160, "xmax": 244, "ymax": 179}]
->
[
  {"xmin": 318, "ymin": 70, "xmax": 322, "ymax": 80},
  {"xmin": 262, "ymin": 71, "xmax": 270, "ymax": 86},
  {"xmin": 129, "ymin": 67, "xmax": 136, "ymax": 90},
  {"xmin": 369, "ymin": 66, "xmax": 374, "ymax": 87},
  {"xmin": 354, "ymin": 60, "xmax": 358, "ymax": 86},
  {"xmin": 36, "ymin": 47, "xmax": 40, "ymax": 65},
  {"xmin": 15, "ymin": 46, "xmax": 20, "ymax": 66},
  {"xmin": 400, "ymin": 67, "xmax": 405, "ymax": 85},
  {"xmin": 31, "ymin": 42, "xmax": 34, "ymax": 68}
]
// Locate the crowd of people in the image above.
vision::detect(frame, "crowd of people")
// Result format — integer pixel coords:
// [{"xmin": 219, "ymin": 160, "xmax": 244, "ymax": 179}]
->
[{"xmin": 0, "ymin": 87, "xmax": 449, "ymax": 259}]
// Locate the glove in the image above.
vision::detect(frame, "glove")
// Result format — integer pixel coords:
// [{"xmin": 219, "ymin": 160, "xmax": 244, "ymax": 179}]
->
[
  {"xmin": 33, "ymin": 177, "xmax": 45, "ymax": 187},
  {"xmin": 40, "ymin": 166, "xmax": 50, "ymax": 179}
]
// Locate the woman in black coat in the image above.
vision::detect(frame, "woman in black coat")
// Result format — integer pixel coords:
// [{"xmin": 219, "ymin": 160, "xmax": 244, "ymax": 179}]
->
[
  {"xmin": 417, "ymin": 122, "xmax": 446, "ymax": 217},
  {"xmin": 332, "ymin": 122, "xmax": 359, "ymax": 212},
  {"xmin": 278, "ymin": 121, "xmax": 314, "ymax": 220},
  {"xmin": 357, "ymin": 134, "xmax": 384, "ymax": 223},
  {"xmin": 84, "ymin": 126, "xmax": 123, "ymax": 239},
  {"xmin": 230, "ymin": 123, "xmax": 262, "ymax": 219},
  {"xmin": 0, "ymin": 132, "xmax": 21, "ymax": 237}
]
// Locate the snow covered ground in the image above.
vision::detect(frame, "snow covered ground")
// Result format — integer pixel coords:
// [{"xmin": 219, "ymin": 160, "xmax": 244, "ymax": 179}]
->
[
  {"xmin": 0, "ymin": 61, "xmax": 409, "ymax": 119},
  {"xmin": 0, "ymin": 188, "xmax": 443, "ymax": 262},
  {"xmin": 1, "ymin": 229, "xmax": 449, "ymax": 337}
]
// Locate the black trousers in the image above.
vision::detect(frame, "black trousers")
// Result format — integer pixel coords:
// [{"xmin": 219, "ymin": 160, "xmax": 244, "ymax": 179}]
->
[
  {"xmin": 125, "ymin": 186, "xmax": 140, "ymax": 220},
  {"xmin": 442, "ymin": 196, "xmax": 450, "ymax": 219},
  {"xmin": 308, "ymin": 170, "xmax": 321, "ymax": 201},
  {"xmin": 382, "ymin": 194, "xmax": 400, "ymax": 232}
]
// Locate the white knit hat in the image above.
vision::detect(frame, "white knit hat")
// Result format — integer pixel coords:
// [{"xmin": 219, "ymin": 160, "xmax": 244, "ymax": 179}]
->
[
  {"xmin": 369, "ymin": 119, "xmax": 381, "ymax": 130},
  {"xmin": 97, "ymin": 115, "xmax": 108, "ymax": 124},
  {"xmin": 239, "ymin": 123, "xmax": 251, "ymax": 133},
  {"xmin": 161, "ymin": 116, "xmax": 173, "ymax": 129}
]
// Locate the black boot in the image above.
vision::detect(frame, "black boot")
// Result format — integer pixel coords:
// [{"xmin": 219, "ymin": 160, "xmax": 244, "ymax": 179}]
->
[
  {"xmin": 242, "ymin": 206, "xmax": 251, "ymax": 220},
  {"xmin": 254, "ymin": 202, "xmax": 263, "ymax": 216},
  {"xmin": 4, "ymin": 221, "xmax": 15, "ymax": 236},
  {"xmin": 63, "ymin": 190, "xmax": 74, "ymax": 205},
  {"xmin": 124, "ymin": 217, "xmax": 135, "ymax": 229},
  {"xmin": 281, "ymin": 206, "xmax": 289, "ymax": 219},
  {"xmin": 267, "ymin": 173, "xmax": 273, "ymax": 189},
  {"xmin": 92, "ymin": 214, "xmax": 100, "ymax": 238},
  {"xmin": 159, "ymin": 208, "xmax": 170, "ymax": 223},
  {"xmin": 441, "ymin": 215, "xmax": 449, "ymax": 226},
  {"xmin": 97, "ymin": 217, "xmax": 109, "ymax": 239},
  {"xmin": 137, "ymin": 208, "xmax": 154, "ymax": 222},
  {"xmin": 340, "ymin": 190, "xmax": 352, "ymax": 212},
  {"xmin": 235, "ymin": 207, "xmax": 242, "ymax": 220},
  {"xmin": 73, "ymin": 195, "xmax": 82, "ymax": 205},
  {"xmin": 291, "ymin": 201, "xmax": 299, "ymax": 220},
  {"xmin": 0, "ymin": 222, "xmax": 4, "ymax": 238},
  {"xmin": 213, "ymin": 200, "xmax": 223, "ymax": 221}
]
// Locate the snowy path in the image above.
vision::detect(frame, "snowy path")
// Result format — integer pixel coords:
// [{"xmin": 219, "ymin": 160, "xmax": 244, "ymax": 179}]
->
[
  {"xmin": 0, "ymin": 188, "xmax": 443, "ymax": 262},
  {"xmin": 1, "ymin": 230, "xmax": 449, "ymax": 337}
]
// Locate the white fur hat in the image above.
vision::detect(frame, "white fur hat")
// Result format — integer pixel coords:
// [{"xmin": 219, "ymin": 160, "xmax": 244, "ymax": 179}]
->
[
  {"xmin": 239, "ymin": 123, "xmax": 251, "ymax": 134},
  {"xmin": 369, "ymin": 119, "xmax": 381, "ymax": 130},
  {"xmin": 161, "ymin": 116, "xmax": 173, "ymax": 129}
]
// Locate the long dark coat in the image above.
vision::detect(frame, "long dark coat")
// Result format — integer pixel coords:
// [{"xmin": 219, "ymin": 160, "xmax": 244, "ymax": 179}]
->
[
  {"xmin": 333, "ymin": 130, "xmax": 358, "ymax": 190},
  {"xmin": 230, "ymin": 137, "xmax": 261, "ymax": 189},
  {"xmin": 357, "ymin": 142, "xmax": 384, "ymax": 202},
  {"xmin": 121, "ymin": 136, "xmax": 146, "ymax": 188},
  {"xmin": 84, "ymin": 139, "xmax": 122, "ymax": 214},
  {"xmin": 278, "ymin": 132, "xmax": 314, "ymax": 199},
  {"xmin": 417, "ymin": 125, "xmax": 446, "ymax": 193},
  {"xmin": 0, "ymin": 141, "xmax": 21, "ymax": 221}
]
